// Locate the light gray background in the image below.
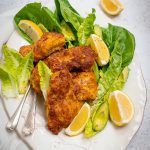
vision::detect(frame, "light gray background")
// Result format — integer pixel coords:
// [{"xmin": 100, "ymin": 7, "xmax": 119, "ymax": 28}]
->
[{"xmin": 0, "ymin": 0, "xmax": 150, "ymax": 150}]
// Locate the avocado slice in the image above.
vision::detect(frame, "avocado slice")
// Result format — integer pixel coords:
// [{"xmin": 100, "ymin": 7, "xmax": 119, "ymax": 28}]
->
[{"xmin": 92, "ymin": 101, "xmax": 109, "ymax": 131}]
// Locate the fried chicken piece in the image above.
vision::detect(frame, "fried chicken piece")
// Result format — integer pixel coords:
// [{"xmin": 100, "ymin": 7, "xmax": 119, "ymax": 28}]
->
[
  {"xmin": 30, "ymin": 65, "xmax": 42, "ymax": 95},
  {"xmin": 45, "ymin": 46, "xmax": 96, "ymax": 72},
  {"xmin": 30, "ymin": 46, "xmax": 96, "ymax": 94},
  {"xmin": 19, "ymin": 32, "xmax": 65, "ymax": 62},
  {"xmin": 19, "ymin": 45, "xmax": 34, "ymax": 57},
  {"xmin": 33, "ymin": 32, "xmax": 65, "ymax": 62},
  {"xmin": 46, "ymin": 70, "xmax": 83, "ymax": 134},
  {"xmin": 72, "ymin": 72, "xmax": 98, "ymax": 101}
]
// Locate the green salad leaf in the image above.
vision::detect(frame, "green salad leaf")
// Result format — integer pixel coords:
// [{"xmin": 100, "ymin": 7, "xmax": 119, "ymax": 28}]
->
[
  {"xmin": 102, "ymin": 24, "xmax": 135, "ymax": 67},
  {"xmin": 61, "ymin": 20, "xmax": 76, "ymax": 41},
  {"xmin": 94, "ymin": 24, "xmax": 103, "ymax": 38},
  {"xmin": 0, "ymin": 64, "xmax": 18, "ymax": 97},
  {"xmin": 38, "ymin": 61, "xmax": 52, "ymax": 99},
  {"xmin": 84, "ymin": 118, "xmax": 97, "ymax": 137},
  {"xmin": 77, "ymin": 9, "xmax": 96, "ymax": 45},
  {"xmin": 92, "ymin": 61, "xmax": 99, "ymax": 82},
  {"xmin": 0, "ymin": 45, "xmax": 34, "ymax": 97},
  {"xmin": 96, "ymin": 40, "xmax": 123, "ymax": 101},
  {"xmin": 2, "ymin": 44, "xmax": 23, "ymax": 76},
  {"xmin": 55, "ymin": 0, "xmax": 83, "ymax": 30},
  {"xmin": 17, "ymin": 51, "xmax": 33, "ymax": 94},
  {"xmin": 14, "ymin": 2, "xmax": 61, "ymax": 43}
]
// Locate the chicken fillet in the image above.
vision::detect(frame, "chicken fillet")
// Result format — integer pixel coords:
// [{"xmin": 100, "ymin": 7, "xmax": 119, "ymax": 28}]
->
[{"xmin": 46, "ymin": 70, "xmax": 83, "ymax": 134}]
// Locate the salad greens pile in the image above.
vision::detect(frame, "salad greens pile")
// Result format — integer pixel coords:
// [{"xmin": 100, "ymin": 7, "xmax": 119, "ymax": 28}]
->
[
  {"xmin": 0, "ymin": 0, "xmax": 135, "ymax": 136},
  {"xmin": 85, "ymin": 24, "xmax": 135, "ymax": 137},
  {"xmin": 0, "ymin": 45, "xmax": 33, "ymax": 97}
]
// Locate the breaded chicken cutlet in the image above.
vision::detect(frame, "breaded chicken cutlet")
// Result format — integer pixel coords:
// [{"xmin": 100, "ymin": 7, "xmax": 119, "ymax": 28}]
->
[
  {"xmin": 72, "ymin": 72, "xmax": 97, "ymax": 101},
  {"xmin": 45, "ymin": 46, "xmax": 96, "ymax": 72},
  {"xmin": 46, "ymin": 70, "xmax": 83, "ymax": 134},
  {"xmin": 19, "ymin": 32, "xmax": 65, "ymax": 62}
]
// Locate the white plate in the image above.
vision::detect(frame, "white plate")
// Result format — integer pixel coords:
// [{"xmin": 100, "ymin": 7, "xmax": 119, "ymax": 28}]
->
[{"xmin": 0, "ymin": 0, "xmax": 147, "ymax": 150}]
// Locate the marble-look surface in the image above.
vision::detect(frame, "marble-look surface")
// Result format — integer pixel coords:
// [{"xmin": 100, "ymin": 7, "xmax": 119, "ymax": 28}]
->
[{"xmin": 0, "ymin": 0, "xmax": 150, "ymax": 150}]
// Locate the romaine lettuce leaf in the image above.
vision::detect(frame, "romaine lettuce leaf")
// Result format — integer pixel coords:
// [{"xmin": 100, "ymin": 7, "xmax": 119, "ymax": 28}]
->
[
  {"xmin": 94, "ymin": 24, "xmax": 102, "ymax": 38},
  {"xmin": 92, "ymin": 61, "xmax": 99, "ymax": 82},
  {"xmin": 61, "ymin": 20, "xmax": 76, "ymax": 41},
  {"xmin": 54, "ymin": 0, "xmax": 62, "ymax": 22},
  {"xmin": 17, "ymin": 51, "xmax": 33, "ymax": 94},
  {"xmin": 84, "ymin": 119, "xmax": 97, "ymax": 137},
  {"xmin": 14, "ymin": 3, "xmax": 61, "ymax": 43},
  {"xmin": 55, "ymin": 0, "xmax": 83, "ymax": 30},
  {"xmin": 2, "ymin": 44, "xmax": 23, "ymax": 77},
  {"xmin": 77, "ymin": 9, "xmax": 96, "ymax": 45},
  {"xmin": 38, "ymin": 61, "xmax": 52, "ymax": 99},
  {"xmin": 96, "ymin": 41, "xmax": 123, "ymax": 102},
  {"xmin": 0, "ymin": 45, "xmax": 34, "ymax": 97},
  {"xmin": 102, "ymin": 24, "xmax": 135, "ymax": 67},
  {"xmin": 0, "ymin": 64, "xmax": 18, "ymax": 97}
]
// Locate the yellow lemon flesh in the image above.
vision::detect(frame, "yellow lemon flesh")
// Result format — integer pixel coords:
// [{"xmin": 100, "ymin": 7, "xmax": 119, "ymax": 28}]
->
[
  {"xmin": 109, "ymin": 90, "xmax": 134, "ymax": 126},
  {"xmin": 18, "ymin": 20, "xmax": 43, "ymax": 42},
  {"xmin": 90, "ymin": 34, "xmax": 110, "ymax": 66},
  {"xmin": 65, "ymin": 103, "xmax": 90, "ymax": 136},
  {"xmin": 100, "ymin": 0, "xmax": 124, "ymax": 16}
]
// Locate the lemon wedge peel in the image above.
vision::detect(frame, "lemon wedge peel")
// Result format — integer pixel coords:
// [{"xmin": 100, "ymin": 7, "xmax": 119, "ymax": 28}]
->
[
  {"xmin": 65, "ymin": 103, "xmax": 91, "ymax": 136},
  {"xmin": 18, "ymin": 20, "xmax": 43, "ymax": 43}
]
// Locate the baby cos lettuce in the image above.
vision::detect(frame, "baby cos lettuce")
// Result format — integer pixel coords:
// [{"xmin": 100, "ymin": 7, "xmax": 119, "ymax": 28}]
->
[
  {"xmin": 17, "ymin": 52, "xmax": 33, "ymax": 94},
  {"xmin": 0, "ymin": 45, "xmax": 33, "ymax": 97},
  {"xmin": 38, "ymin": 61, "xmax": 52, "ymax": 100},
  {"xmin": 102, "ymin": 24, "xmax": 135, "ymax": 67},
  {"xmin": 0, "ymin": 65, "xmax": 18, "ymax": 98},
  {"xmin": 77, "ymin": 9, "xmax": 96, "ymax": 45},
  {"xmin": 55, "ymin": 0, "xmax": 83, "ymax": 30}
]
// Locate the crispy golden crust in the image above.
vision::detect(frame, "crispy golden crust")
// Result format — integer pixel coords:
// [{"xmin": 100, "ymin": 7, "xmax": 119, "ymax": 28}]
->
[
  {"xmin": 72, "ymin": 72, "xmax": 98, "ymax": 101},
  {"xmin": 46, "ymin": 70, "xmax": 83, "ymax": 134},
  {"xmin": 30, "ymin": 65, "xmax": 42, "ymax": 95},
  {"xmin": 19, "ymin": 32, "xmax": 65, "ymax": 61},
  {"xmin": 45, "ymin": 46, "xmax": 96, "ymax": 72},
  {"xmin": 33, "ymin": 32, "xmax": 65, "ymax": 62},
  {"xmin": 19, "ymin": 45, "xmax": 34, "ymax": 57}
]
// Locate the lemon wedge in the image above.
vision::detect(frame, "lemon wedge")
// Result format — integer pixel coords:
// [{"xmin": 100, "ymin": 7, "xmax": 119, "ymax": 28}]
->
[
  {"xmin": 18, "ymin": 20, "xmax": 43, "ymax": 42},
  {"xmin": 65, "ymin": 103, "xmax": 91, "ymax": 136},
  {"xmin": 89, "ymin": 34, "xmax": 110, "ymax": 66},
  {"xmin": 100, "ymin": 0, "xmax": 124, "ymax": 16},
  {"xmin": 109, "ymin": 90, "xmax": 134, "ymax": 126}
]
